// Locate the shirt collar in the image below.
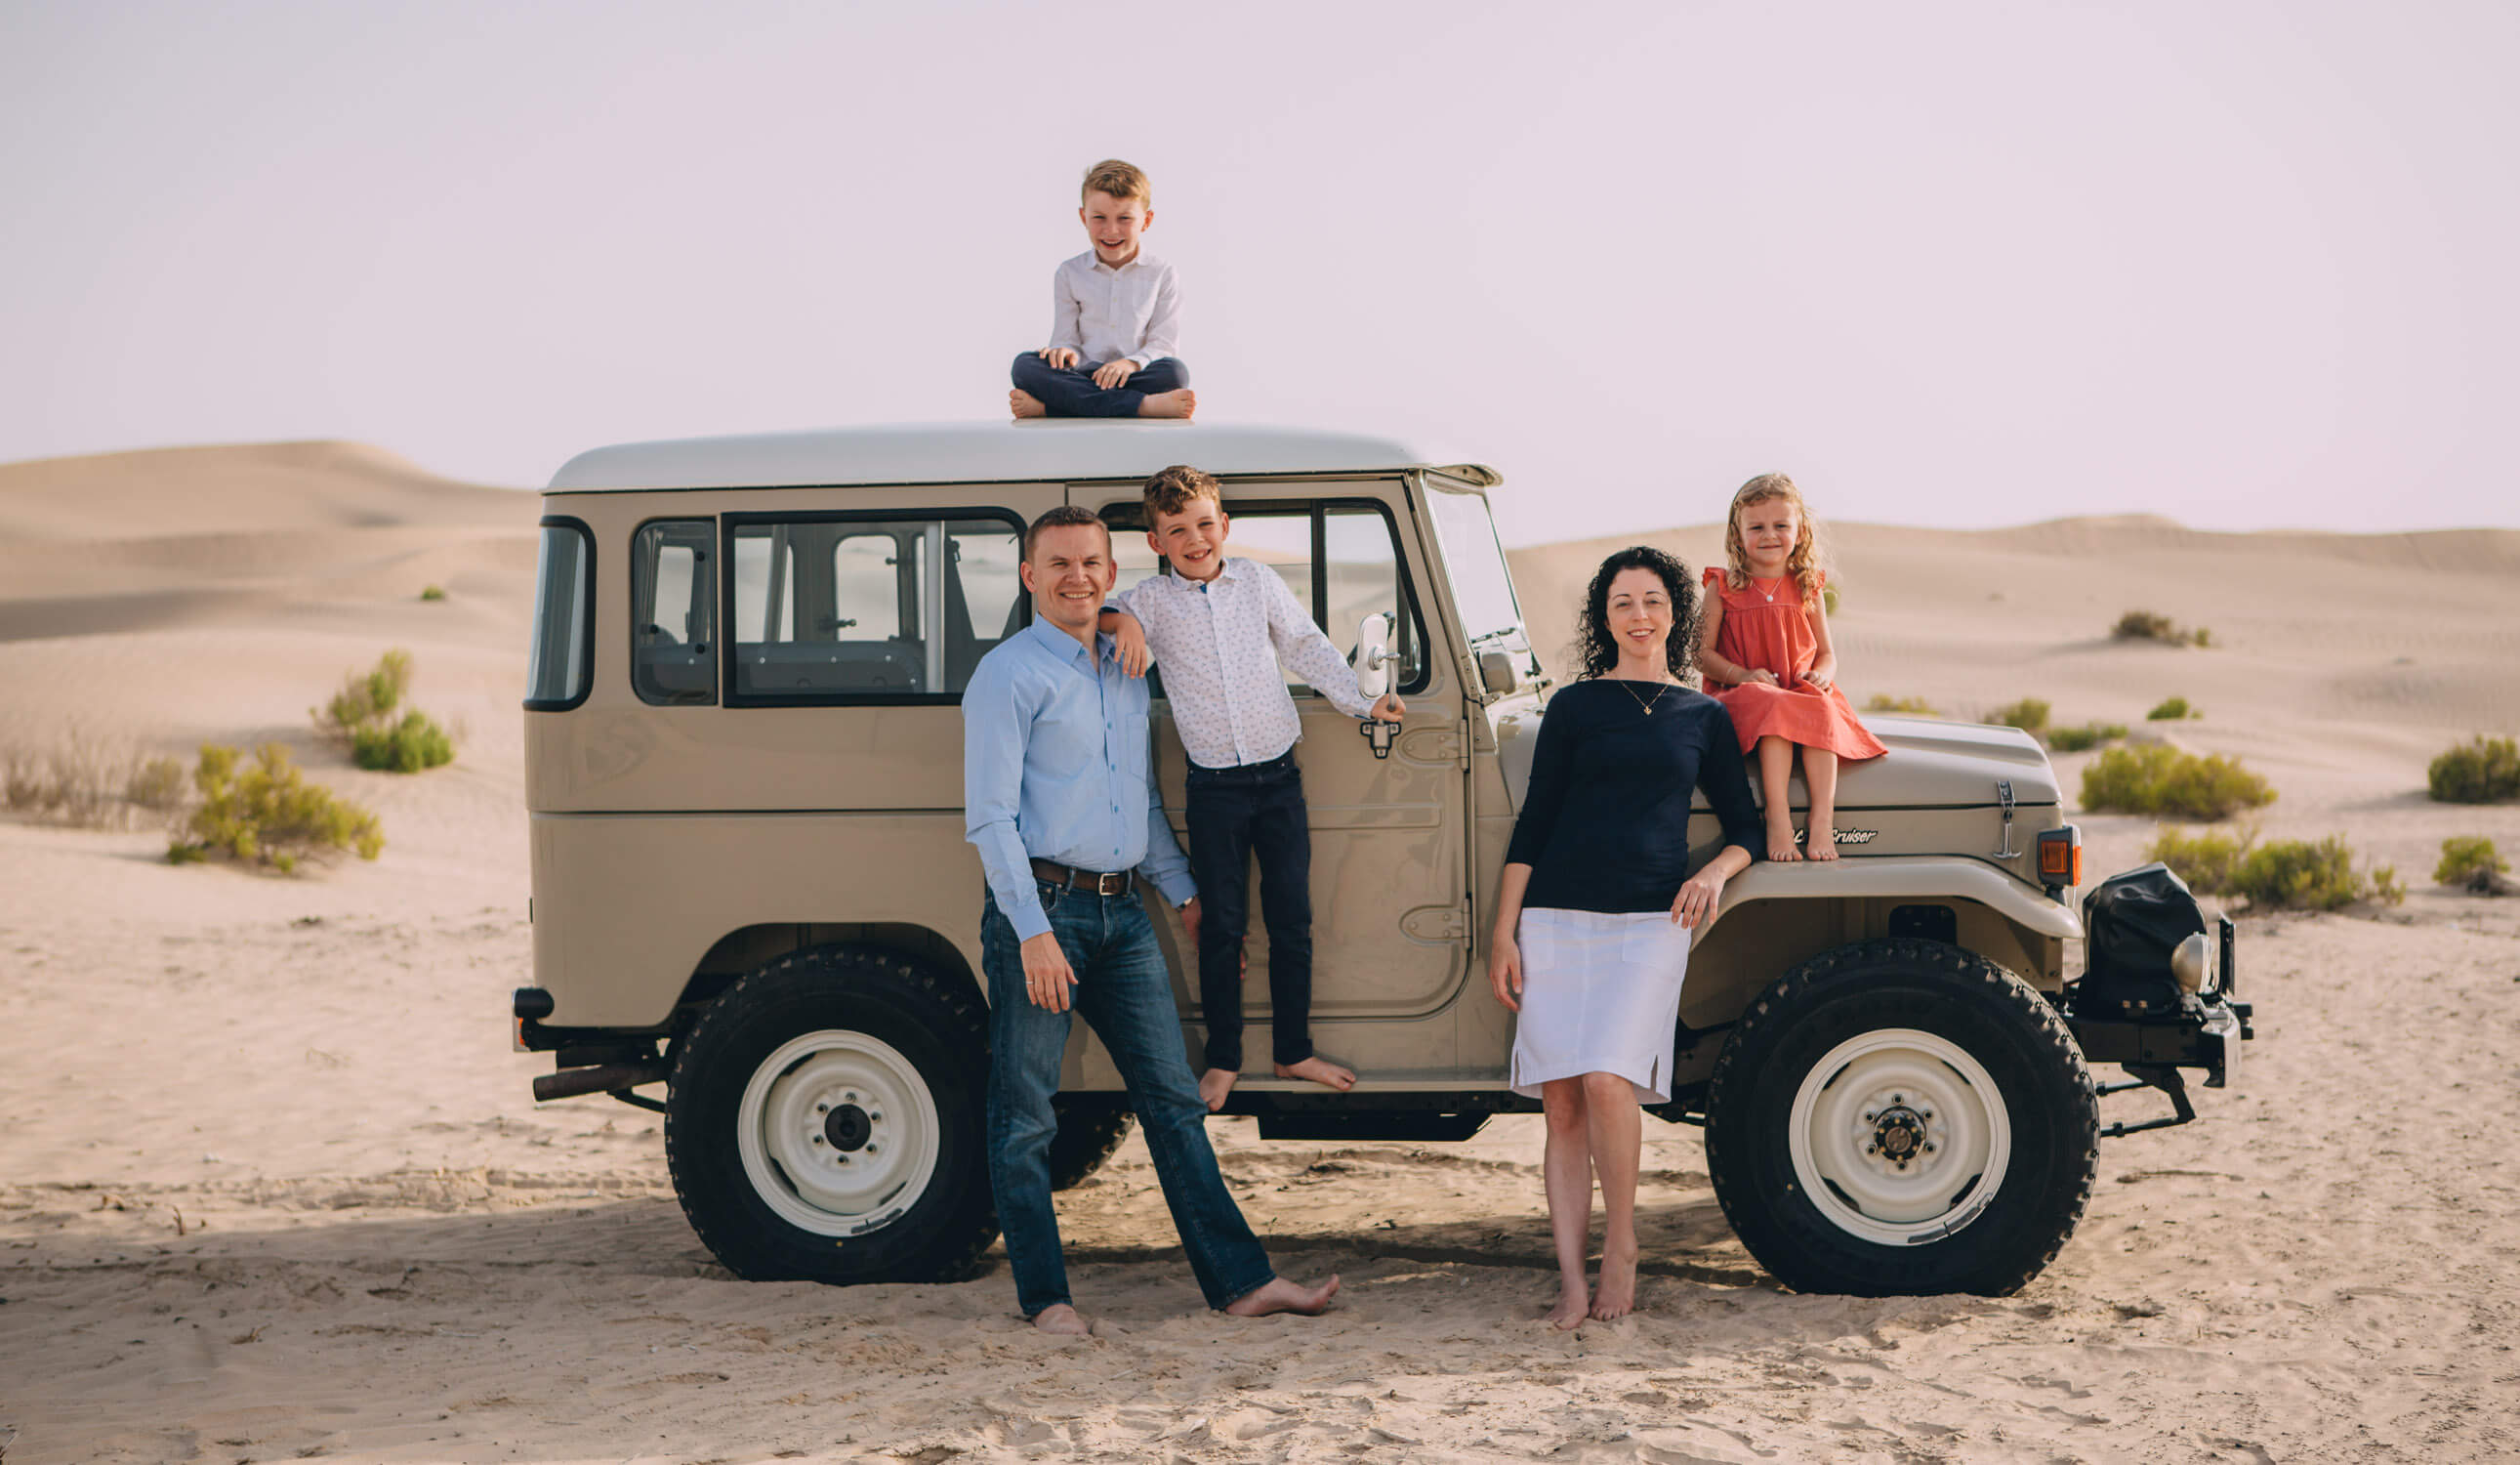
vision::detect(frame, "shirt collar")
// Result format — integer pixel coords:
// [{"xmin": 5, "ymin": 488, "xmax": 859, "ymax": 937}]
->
[
  {"xmin": 1021, "ymin": 614, "xmax": 1109, "ymax": 666},
  {"xmin": 1159, "ymin": 556, "xmax": 1242, "ymax": 587},
  {"xmin": 1088, "ymin": 249, "xmax": 1154, "ymax": 275}
]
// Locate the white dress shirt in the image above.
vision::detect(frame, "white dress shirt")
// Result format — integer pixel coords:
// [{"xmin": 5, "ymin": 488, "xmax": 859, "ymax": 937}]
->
[
  {"xmin": 1111, "ymin": 558, "xmax": 1376, "ymax": 770},
  {"xmin": 1048, "ymin": 249, "xmax": 1181, "ymax": 368}
]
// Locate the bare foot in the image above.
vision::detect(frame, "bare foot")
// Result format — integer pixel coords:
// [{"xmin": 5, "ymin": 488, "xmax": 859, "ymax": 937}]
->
[
  {"xmin": 1274, "ymin": 1055, "xmax": 1356, "ymax": 1092},
  {"xmin": 1589, "ymin": 1245, "xmax": 1639, "ymax": 1320},
  {"xmin": 1806, "ymin": 820, "xmax": 1840, "ymax": 860},
  {"xmin": 1010, "ymin": 389, "xmax": 1047, "ymax": 420},
  {"xmin": 1198, "ymin": 1067, "xmax": 1238, "ymax": 1112},
  {"xmin": 1138, "ymin": 388, "xmax": 1196, "ymax": 419},
  {"xmin": 1544, "ymin": 1286, "xmax": 1590, "ymax": 1331},
  {"xmin": 1766, "ymin": 814, "xmax": 1803, "ymax": 863},
  {"xmin": 1030, "ymin": 1303, "xmax": 1091, "ymax": 1337},
  {"xmin": 1225, "ymin": 1275, "xmax": 1341, "ymax": 1318}
]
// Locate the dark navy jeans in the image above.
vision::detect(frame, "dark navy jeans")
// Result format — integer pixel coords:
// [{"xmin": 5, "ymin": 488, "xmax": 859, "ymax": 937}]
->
[
  {"xmin": 1009, "ymin": 352, "xmax": 1190, "ymax": 418},
  {"xmin": 980, "ymin": 882, "xmax": 1274, "ymax": 1317},
  {"xmin": 1184, "ymin": 749, "xmax": 1315, "ymax": 1071}
]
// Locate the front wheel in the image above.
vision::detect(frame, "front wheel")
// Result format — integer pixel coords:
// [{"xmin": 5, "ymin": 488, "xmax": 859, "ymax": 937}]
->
[
  {"xmin": 1704, "ymin": 938, "xmax": 2097, "ymax": 1296},
  {"xmin": 663, "ymin": 944, "xmax": 996, "ymax": 1284}
]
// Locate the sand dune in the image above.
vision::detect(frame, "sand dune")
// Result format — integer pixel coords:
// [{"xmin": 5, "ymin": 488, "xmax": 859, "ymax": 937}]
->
[{"xmin": 3, "ymin": 441, "xmax": 2517, "ymax": 1464}]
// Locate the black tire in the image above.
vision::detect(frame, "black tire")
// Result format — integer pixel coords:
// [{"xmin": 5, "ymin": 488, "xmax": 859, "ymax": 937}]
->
[
  {"xmin": 1704, "ymin": 938, "xmax": 2097, "ymax": 1297},
  {"xmin": 663, "ymin": 944, "xmax": 996, "ymax": 1284},
  {"xmin": 1047, "ymin": 1095, "xmax": 1135, "ymax": 1192}
]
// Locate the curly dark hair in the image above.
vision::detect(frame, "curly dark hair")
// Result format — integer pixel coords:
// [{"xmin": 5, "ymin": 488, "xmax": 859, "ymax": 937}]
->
[{"xmin": 1574, "ymin": 545, "xmax": 1698, "ymax": 681}]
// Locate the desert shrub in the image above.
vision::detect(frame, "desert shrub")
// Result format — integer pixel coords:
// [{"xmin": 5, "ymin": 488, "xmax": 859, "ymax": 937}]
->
[
  {"xmin": 1987, "ymin": 697, "xmax": 2051, "ymax": 734},
  {"xmin": 2427, "ymin": 735, "xmax": 2520, "ymax": 804},
  {"xmin": 2147, "ymin": 695, "xmax": 2195, "ymax": 721},
  {"xmin": 351, "ymin": 710, "xmax": 456, "ymax": 773},
  {"xmin": 2435, "ymin": 836, "xmax": 2509, "ymax": 886},
  {"xmin": 2144, "ymin": 826, "xmax": 2256, "ymax": 896},
  {"xmin": 2080, "ymin": 743, "xmax": 2276, "ymax": 820},
  {"xmin": 2230, "ymin": 836, "xmax": 2402, "ymax": 911},
  {"xmin": 1822, "ymin": 583, "xmax": 1839, "ymax": 616},
  {"xmin": 169, "ymin": 743, "xmax": 383, "ymax": 872},
  {"xmin": 2114, "ymin": 609, "xmax": 2210, "ymax": 648},
  {"xmin": 2046, "ymin": 722, "xmax": 2128, "ymax": 753},
  {"xmin": 1865, "ymin": 694, "xmax": 1936, "ymax": 715},
  {"xmin": 315, "ymin": 649, "xmax": 413, "ymax": 741},
  {"xmin": 419, "ymin": 585, "xmax": 447, "ymax": 602}
]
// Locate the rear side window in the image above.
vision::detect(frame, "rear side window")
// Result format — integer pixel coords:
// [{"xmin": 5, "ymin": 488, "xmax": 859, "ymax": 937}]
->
[
  {"xmin": 525, "ymin": 519, "xmax": 593, "ymax": 709},
  {"xmin": 724, "ymin": 513, "xmax": 1027, "ymax": 704},
  {"xmin": 632, "ymin": 520, "xmax": 717, "ymax": 705}
]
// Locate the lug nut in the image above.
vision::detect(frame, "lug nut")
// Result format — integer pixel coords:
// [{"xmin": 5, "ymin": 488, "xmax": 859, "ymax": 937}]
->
[
  {"xmin": 810, "ymin": 1135, "xmax": 825, "ymax": 1146},
  {"xmin": 816, "ymin": 1102, "xmax": 830, "ymax": 1114}
]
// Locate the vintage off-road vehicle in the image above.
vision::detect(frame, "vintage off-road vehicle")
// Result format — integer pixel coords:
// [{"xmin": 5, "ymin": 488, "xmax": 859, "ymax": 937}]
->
[{"xmin": 515, "ymin": 423, "xmax": 2252, "ymax": 1297}]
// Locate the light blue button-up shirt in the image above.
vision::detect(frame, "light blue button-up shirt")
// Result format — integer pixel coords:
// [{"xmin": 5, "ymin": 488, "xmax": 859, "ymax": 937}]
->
[{"xmin": 963, "ymin": 616, "xmax": 1197, "ymax": 942}]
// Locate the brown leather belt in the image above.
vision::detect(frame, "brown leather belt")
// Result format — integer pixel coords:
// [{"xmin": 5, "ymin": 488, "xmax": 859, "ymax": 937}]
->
[{"xmin": 1029, "ymin": 858, "xmax": 1135, "ymax": 897}]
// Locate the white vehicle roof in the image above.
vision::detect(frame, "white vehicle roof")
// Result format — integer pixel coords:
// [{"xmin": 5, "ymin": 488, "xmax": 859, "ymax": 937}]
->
[{"xmin": 546, "ymin": 421, "xmax": 1502, "ymax": 493}]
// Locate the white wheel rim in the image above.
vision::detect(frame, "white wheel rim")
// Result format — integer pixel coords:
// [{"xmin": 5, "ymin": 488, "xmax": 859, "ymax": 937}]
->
[
  {"xmin": 734, "ymin": 1029, "xmax": 940, "ymax": 1237},
  {"xmin": 1786, "ymin": 1027, "xmax": 2010, "ymax": 1246}
]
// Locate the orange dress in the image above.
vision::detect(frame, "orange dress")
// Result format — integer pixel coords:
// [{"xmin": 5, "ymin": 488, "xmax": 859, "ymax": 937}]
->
[{"xmin": 1701, "ymin": 567, "xmax": 1887, "ymax": 761}]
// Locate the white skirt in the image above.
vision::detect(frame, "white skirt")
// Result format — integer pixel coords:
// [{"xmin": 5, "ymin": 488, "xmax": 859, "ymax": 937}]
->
[{"xmin": 1509, "ymin": 906, "xmax": 1693, "ymax": 1104}]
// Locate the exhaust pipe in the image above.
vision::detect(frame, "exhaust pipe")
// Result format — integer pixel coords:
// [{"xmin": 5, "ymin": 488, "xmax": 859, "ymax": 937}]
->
[{"xmin": 533, "ymin": 1062, "xmax": 667, "ymax": 1104}]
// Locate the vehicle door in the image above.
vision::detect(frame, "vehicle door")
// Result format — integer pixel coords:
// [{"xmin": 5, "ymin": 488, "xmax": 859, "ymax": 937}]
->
[{"xmin": 1080, "ymin": 479, "xmax": 1471, "ymax": 1073}]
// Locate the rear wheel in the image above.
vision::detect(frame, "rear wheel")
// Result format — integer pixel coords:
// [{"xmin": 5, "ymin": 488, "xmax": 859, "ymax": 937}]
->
[
  {"xmin": 664, "ymin": 944, "xmax": 995, "ymax": 1284},
  {"xmin": 1705, "ymin": 938, "xmax": 2096, "ymax": 1296},
  {"xmin": 1047, "ymin": 1095, "xmax": 1135, "ymax": 1191}
]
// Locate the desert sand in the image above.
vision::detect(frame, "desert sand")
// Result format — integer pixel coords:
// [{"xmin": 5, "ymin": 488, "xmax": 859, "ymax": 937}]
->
[{"xmin": 3, "ymin": 442, "xmax": 2517, "ymax": 1464}]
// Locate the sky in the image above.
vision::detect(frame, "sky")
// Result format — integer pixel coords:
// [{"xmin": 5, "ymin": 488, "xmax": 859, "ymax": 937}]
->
[{"xmin": 3, "ymin": 0, "xmax": 2514, "ymax": 544}]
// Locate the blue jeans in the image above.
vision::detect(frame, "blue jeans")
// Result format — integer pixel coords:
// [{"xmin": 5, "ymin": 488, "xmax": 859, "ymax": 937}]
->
[
  {"xmin": 981, "ymin": 882, "xmax": 1275, "ymax": 1317},
  {"xmin": 1009, "ymin": 352, "xmax": 1190, "ymax": 418},
  {"xmin": 1184, "ymin": 749, "xmax": 1315, "ymax": 1070}
]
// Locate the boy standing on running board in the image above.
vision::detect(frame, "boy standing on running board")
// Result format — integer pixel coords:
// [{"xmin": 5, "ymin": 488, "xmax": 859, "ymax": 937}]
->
[
  {"xmin": 1009, "ymin": 158, "xmax": 1196, "ymax": 421},
  {"xmin": 1105, "ymin": 465, "xmax": 1406, "ymax": 1111}
]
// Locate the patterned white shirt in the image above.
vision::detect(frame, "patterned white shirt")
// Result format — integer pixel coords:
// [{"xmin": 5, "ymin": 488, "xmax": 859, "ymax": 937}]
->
[
  {"xmin": 1111, "ymin": 558, "xmax": 1376, "ymax": 770},
  {"xmin": 1048, "ymin": 249, "xmax": 1181, "ymax": 367}
]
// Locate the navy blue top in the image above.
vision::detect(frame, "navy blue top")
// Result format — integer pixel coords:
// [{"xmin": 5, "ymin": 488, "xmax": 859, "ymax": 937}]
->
[{"xmin": 1504, "ymin": 679, "xmax": 1765, "ymax": 914}]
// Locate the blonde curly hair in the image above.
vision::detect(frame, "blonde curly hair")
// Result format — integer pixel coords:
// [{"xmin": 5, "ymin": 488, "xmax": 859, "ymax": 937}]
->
[{"xmin": 1721, "ymin": 473, "xmax": 1825, "ymax": 609}]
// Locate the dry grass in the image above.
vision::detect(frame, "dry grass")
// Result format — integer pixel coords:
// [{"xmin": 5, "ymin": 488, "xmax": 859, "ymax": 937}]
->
[{"xmin": 2, "ymin": 732, "xmax": 191, "ymax": 832}]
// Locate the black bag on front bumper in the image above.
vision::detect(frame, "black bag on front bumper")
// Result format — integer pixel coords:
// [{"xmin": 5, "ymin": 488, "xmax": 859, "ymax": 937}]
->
[{"xmin": 2073, "ymin": 861, "xmax": 2204, "ymax": 1020}]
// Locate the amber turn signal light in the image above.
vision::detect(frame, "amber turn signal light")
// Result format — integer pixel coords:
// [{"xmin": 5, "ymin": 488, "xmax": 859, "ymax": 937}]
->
[{"xmin": 2038, "ymin": 824, "xmax": 2084, "ymax": 887}]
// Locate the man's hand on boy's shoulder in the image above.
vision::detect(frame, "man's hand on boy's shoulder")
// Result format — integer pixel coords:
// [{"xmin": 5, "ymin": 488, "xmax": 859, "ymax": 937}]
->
[
  {"xmin": 1092, "ymin": 358, "xmax": 1138, "ymax": 390},
  {"xmin": 1038, "ymin": 347, "xmax": 1079, "ymax": 369},
  {"xmin": 1368, "ymin": 693, "xmax": 1406, "ymax": 724}
]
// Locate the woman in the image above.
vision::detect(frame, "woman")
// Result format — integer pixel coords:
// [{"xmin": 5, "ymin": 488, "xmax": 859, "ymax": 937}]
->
[{"xmin": 1489, "ymin": 546, "xmax": 1762, "ymax": 1327}]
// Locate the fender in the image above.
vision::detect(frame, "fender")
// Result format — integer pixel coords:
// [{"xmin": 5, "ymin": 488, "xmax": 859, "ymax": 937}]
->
[{"xmin": 1704, "ymin": 855, "xmax": 2082, "ymax": 942}]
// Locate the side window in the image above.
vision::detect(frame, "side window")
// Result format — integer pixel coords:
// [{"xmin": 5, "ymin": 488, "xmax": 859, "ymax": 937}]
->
[
  {"xmin": 525, "ymin": 519, "xmax": 593, "ymax": 709},
  {"xmin": 632, "ymin": 520, "xmax": 716, "ymax": 706},
  {"xmin": 1103, "ymin": 499, "xmax": 1427, "ymax": 696},
  {"xmin": 1324, "ymin": 505, "xmax": 1425, "ymax": 691},
  {"xmin": 727, "ymin": 515, "xmax": 1024, "ymax": 702}
]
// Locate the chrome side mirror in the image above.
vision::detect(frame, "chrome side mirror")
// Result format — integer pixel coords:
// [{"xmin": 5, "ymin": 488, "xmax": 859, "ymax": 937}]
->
[
  {"xmin": 1353, "ymin": 612, "xmax": 1394, "ymax": 698},
  {"xmin": 1477, "ymin": 649, "xmax": 1522, "ymax": 697}
]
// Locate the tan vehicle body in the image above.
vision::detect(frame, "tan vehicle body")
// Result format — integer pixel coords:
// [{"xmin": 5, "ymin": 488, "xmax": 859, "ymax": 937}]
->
[{"xmin": 523, "ymin": 427, "xmax": 2075, "ymax": 1102}]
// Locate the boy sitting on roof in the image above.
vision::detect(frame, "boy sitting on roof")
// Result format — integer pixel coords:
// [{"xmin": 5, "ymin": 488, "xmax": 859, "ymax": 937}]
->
[{"xmin": 1010, "ymin": 159, "xmax": 1198, "ymax": 421}]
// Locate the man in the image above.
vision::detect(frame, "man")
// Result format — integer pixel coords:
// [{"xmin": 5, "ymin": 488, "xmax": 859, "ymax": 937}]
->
[{"xmin": 962, "ymin": 504, "xmax": 1340, "ymax": 1336}]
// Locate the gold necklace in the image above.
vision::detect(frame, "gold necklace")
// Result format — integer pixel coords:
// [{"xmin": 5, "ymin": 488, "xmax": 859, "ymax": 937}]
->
[{"xmin": 1607, "ymin": 675, "xmax": 1671, "ymax": 717}]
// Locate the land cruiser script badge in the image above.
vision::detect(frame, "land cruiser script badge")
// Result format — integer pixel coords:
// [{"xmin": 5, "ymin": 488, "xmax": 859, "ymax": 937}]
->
[{"xmin": 1795, "ymin": 828, "xmax": 1879, "ymax": 847}]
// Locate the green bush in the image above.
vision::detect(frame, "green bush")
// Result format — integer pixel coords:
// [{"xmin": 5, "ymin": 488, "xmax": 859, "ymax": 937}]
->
[
  {"xmin": 2114, "ymin": 609, "xmax": 2210, "ymax": 647},
  {"xmin": 124, "ymin": 755, "xmax": 187, "ymax": 812},
  {"xmin": 2230, "ymin": 836, "xmax": 2402, "ymax": 911},
  {"xmin": 2080, "ymin": 743, "xmax": 2276, "ymax": 820},
  {"xmin": 2435, "ymin": 836, "xmax": 2509, "ymax": 886},
  {"xmin": 1865, "ymin": 694, "xmax": 1936, "ymax": 715},
  {"xmin": 1988, "ymin": 698, "xmax": 2051, "ymax": 734},
  {"xmin": 2046, "ymin": 723, "xmax": 2129, "ymax": 753},
  {"xmin": 351, "ymin": 711, "xmax": 456, "ymax": 773},
  {"xmin": 168, "ymin": 743, "xmax": 384, "ymax": 872},
  {"xmin": 2147, "ymin": 695, "xmax": 2195, "ymax": 721},
  {"xmin": 1822, "ymin": 583, "xmax": 1839, "ymax": 617},
  {"xmin": 315, "ymin": 649, "xmax": 413, "ymax": 741},
  {"xmin": 419, "ymin": 585, "xmax": 447, "ymax": 602},
  {"xmin": 2144, "ymin": 826, "xmax": 2255, "ymax": 896},
  {"xmin": 2427, "ymin": 735, "xmax": 2520, "ymax": 804}
]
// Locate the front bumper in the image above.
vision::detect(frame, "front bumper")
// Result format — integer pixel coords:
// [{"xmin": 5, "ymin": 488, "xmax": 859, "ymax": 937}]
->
[{"xmin": 2066, "ymin": 914, "xmax": 2255, "ymax": 1136}]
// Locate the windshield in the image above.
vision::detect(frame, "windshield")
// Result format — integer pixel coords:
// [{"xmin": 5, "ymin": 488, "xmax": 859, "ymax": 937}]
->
[{"xmin": 1425, "ymin": 485, "xmax": 1524, "ymax": 644}]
